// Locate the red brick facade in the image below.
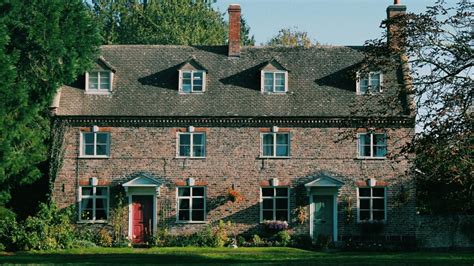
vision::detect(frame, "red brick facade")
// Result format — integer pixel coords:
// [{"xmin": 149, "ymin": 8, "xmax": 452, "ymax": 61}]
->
[{"xmin": 52, "ymin": 124, "xmax": 416, "ymax": 240}]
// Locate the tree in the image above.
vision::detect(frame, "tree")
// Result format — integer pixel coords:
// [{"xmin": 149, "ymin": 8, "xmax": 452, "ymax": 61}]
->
[
  {"xmin": 363, "ymin": 0, "xmax": 473, "ymax": 214},
  {"xmin": 267, "ymin": 27, "xmax": 313, "ymax": 47},
  {"xmin": 240, "ymin": 17, "xmax": 255, "ymax": 46},
  {"xmin": 0, "ymin": 0, "xmax": 101, "ymax": 215},
  {"xmin": 91, "ymin": 0, "xmax": 253, "ymax": 46}
]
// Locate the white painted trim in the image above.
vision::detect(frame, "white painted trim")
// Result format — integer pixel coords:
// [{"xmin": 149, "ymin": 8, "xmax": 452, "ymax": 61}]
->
[
  {"xmin": 79, "ymin": 131, "xmax": 110, "ymax": 158},
  {"xmin": 356, "ymin": 132, "xmax": 387, "ymax": 159},
  {"xmin": 259, "ymin": 186, "xmax": 290, "ymax": 223},
  {"xmin": 356, "ymin": 71, "xmax": 383, "ymax": 95},
  {"xmin": 78, "ymin": 186, "xmax": 110, "ymax": 223},
  {"xmin": 85, "ymin": 71, "xmax": 113, "ymax": 94},
  {"xmin": 127, "ymin": 189, "xmax": 158, "ymax": 241},
  {"xmin": 260, "ymin": 132, "xmax": 291, "ymax": 158},
  {"xmin": 356, "ymin": 187, "xmax": 387, "ymax": 223},
  {"xmin": 261, "ymin": 71, "xmax": 288, "ymax": 94},
  {"xmin": 176, "ymin": 132, "xmax": 206, "ymax": 159},
  {"xmin": 178, "ymin": 70, "xmax": 206, "ymax": 93},
  {"xmin": 175, "ymin": 186, "xmax": 207, "ymax": 223}
]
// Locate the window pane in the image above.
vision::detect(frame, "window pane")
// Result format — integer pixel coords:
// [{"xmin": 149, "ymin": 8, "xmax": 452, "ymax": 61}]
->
[
  {"xmin": 192, "ymin": 198, "xmax": 204, "ymax": 209},
  {"xmin": 276, "ymin": 134, "xmax": 288, "ymax": 145},
  {"xmin": 263, "ymin": 145, "xmax": 274, "ymax": 156},
  {"xmin": 360, "ymin": 210, "xmax": 370, "ymax": 221},
  {"xmin": 96, "ymin": 209, "xmax": 107, "ymax": 220},
  {"xmin": 96, "ymin": 133, "xmax": 108, "ymax": 144},
  {"xmin": 96, "ymin": 198, "xmax": 105, "ymax": 209},
  {"xmin": 360, "ymin": 199, "xmax": 370, "ymax": 209},
  {"xmin": 192, "ymin": 210, "xmax": 204, "ymax": 221},
  {"xmin": 179, "ymin": 199, "xmax": 190, "ymax": 209},
  {"xmin": 370, "ymin": 73, "xmax": 380, "ymax": 86},
  {"xmin": 178, "ymin": 210, "xmax": 190, "ymax": 221},
  {"xmin": 262, "ymin": 198, "xmax": 273, "ymax": 209},
  {"xmin": 84, "ymin": 145, "xmax": 94, "ymax": 155},
  {"xmin": 275, "ymin": 188, "xmax": 288, "ymax": 197},
  {"xmin": 276, "ymin": 145, "xmax": 289, "ymax": 156},
  {"xmin": 178, "ymin": 187, "xmax": 190, "ymax": 197},
  {"xmin": 262, "ymin": 210, "xmax": 273, "ymax": 220},
  {"xmin": 82, "ymin": 187, "xmax": 93, "ymax": 196},
  {"xmin": 373, "ymin": 211, "xmax": 385, "ymax": 221},
  {"xmin": 373, "ymin": 199, "xmax": 384, "ymax": 210},
  {"xmin": 81, "ymin": 209, "xmax": 93, "ymax": 220},
  {"xmin": 359, "ymin": 188, "xmax": 370, "ymax": 197},
  {"xmin": 374, "ymin": 134, "xmax": 386, "ymax": 145},
  {"xmin": 81, "ymin": 198, "xmax": 93, "ymax": 209},
  {"xmin": 84, "ymin": 133, "xmax": 94, "ymax": 144},
  {"xmin": 193, "ymin": 85, "xmax": 203, "ymax": 92},
  {"xmin": 193, "ymin": 134, "xmax": 204, "ymax": 145},
  {"xmin": 262, "ymin": 188, "xmax": 274, "ymax": 197},
  {"xmin": 180, "ymin": 145, "xmax": 190, "ymax": 157},
  {"xmin": 275, "ymin": 198, "xmax": 288, "ymax": 209},
  {"xmin": 375, "ymin": 146, "xmax": 387, "ymax": 157},
  {"xmin": 180, "ymin": 134, "xmax": 190, "ymax": 145},
  {"xmin": 193, "ymin": 145, "xmax": 205, "ymax": 157},
  {"xmin": 96, "ymin": 187, "xmax": 107, "ymax": 196},
  {"xmin": 275, "ymin": 210, "xmax": 287, "ymax": 221},
  {"xmin": 373, "ymin": 188, "xmax": 385, "ymax": 197},
  {"xmin": 262, "ymin": 134, "xmax": 273, "ymax": 145},
  {"xmin": 96, "ymin": 144, "xmax": 107, "ymax": 155},
  {"xmin": 264, "ymin": 73, "xmax": 273, "ymax": 86},
  {"xmin": 183, "ymin": 72, "xmax": 191, "ymax": 79},
  {"xmin": 192, "ymin": 187, "xmax": 204, "ymax": 197}
]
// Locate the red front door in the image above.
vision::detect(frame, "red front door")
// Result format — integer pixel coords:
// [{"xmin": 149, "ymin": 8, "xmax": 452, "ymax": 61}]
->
[{"xmin": 132, "ymin": 195, "xmax": 153, "ymax": 244}]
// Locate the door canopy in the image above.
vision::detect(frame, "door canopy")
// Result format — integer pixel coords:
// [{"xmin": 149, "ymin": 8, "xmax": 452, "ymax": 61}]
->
[
  {"xmin": 122, "ymin": 173, "xmax": 162, "ymax": 194},
  {"xmin": 304, "ymin": 173, "xmax": 344, "ymax": 191}
]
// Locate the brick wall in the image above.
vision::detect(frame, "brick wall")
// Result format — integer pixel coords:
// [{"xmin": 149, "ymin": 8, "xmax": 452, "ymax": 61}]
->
[{"xmin": 52, "ymin": 125, "xmax": 416, "ymax": 239}]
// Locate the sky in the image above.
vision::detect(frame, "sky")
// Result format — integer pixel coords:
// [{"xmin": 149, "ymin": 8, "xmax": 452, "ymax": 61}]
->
[{"xmin": 213, "ymin": 0, "xmax": 447, "ymax": 45}]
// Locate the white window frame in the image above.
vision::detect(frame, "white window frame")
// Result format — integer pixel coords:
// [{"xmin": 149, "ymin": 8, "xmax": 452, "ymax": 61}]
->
[
  {"xmin": 356, "ymin": 71, "xmax": 383, "ymax": 95},
  {"xmin": 176, "ymin": 132, "xmax": 206, "ymax": 159},
  {"xmin": 85, "ymin": 71, "xmax": 113, "ymax": 94},
  {"xmin": 261, "ymin": 71, "xmax": 288, "ymax": 93},
  {"xmin": 176, "ymin": 186, "xmax": 207, "ymax": 223},
  {"xmin": 80, "ymin": 131, "xmax": 110, "ymax": 158},
  {"xmin": 178, "ymin": 70, "xmax": 206, "ymax": 93},
  {"xmin": 260, "ymin": 187, "xmax": 290, "ymax": 222},
  {"xmin": 260, "ymin": 132, "xmax": 290, "ymax": 158},
  {"xmin": 357, "ymin": 132, "xmax": 387, "ymax": 159},
  {"xmin": 357, "ymin": 187, "xmax": 387, "ymax": 223},
  {"xmin": 78, "ymin": 185, "xmax": 109, "ymax": 223}
]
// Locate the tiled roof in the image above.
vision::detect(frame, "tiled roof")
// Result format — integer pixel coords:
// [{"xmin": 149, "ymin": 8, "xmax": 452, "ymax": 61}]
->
[{"xmin": 56, "ymin": 45, "xmax": 409, "ymax": 118}]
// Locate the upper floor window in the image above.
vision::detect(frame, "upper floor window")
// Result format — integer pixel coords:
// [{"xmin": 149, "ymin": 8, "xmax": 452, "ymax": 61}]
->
[
  {"xmin": 177, "ymin": 186, "xmax": 206, "ymax": 222},
  {"xmin": 179, "ymin": 70, "xmax": 206, "ymax": 93},
  {"xmin": 86, "ymin": 71, "xmax": 113, "ymax": 93},
  {"xmin": 81, "ymin": 131, "xmax": 110, "ymax": 157},
  {"xmin": 358, "ymin": 133, "xmax": 387, "ymax": 159},
  {"xmin": 79, "ymin": 185, "xmax": 109, "ymax": 222},
  {"xmin": 177, "ymin": 132, "xmax": 206, "ymax": 158},
  {"xmin": 262, "ymin": 71, "xmax": 288, "ymax": 93},
  {"xmin": 357, "ymin": 71, "xmax": 382, "ymax": 95},
  {"xmin": 358, "ymin": 187, "xmax": 386, "ymax": 222},
  {"xmin": 261, "ymin": 132, "xmax": 290, "ymax": 158},
  {"xmin": 261, "ymin": 187, "xmax": 289, "ymax": 222}
]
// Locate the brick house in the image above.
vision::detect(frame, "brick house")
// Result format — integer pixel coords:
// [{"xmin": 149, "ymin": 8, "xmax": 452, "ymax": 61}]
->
[{"xmin": 50, "ymin": 1, "xmax": 415, "ymax": 245}]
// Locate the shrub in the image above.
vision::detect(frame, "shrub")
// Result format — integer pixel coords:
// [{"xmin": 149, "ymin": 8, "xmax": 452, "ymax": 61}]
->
[
  {"xmin": 97, "ymin": 228, "xmax": 113, "ymax": 247},
  {"xmin": 264, "ymin": 220, "xmax": 288, "ymax": 232},
  {"xmin": 291, "ymin": 234, "xmax": 313, "ymax": 249},
  {"xmin": 237, "ymin": 235, "xmax": 246, "ymax": 246},
  {"xmin": 275, "ymin": 230, "xmax": 291, "ymax": 246},
  {"xmin": 251, "ymin": 234, "xmax": 263, "ymax": 247},
  {"xmin": 72, "ymin": 239, "xmax": 97, "ymax": 248}
]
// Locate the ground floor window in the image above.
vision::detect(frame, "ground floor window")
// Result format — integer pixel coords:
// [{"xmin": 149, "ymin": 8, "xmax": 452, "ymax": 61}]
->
[
  {"xmin": 79, "ymin": 186, "xmax": 109, "ymax": 222},
  {"xmin": 177, "ymin": 186, "xmax": 206, "ymax": 222},
  {"xmin": 358, "ymin": 187, "xmax": 386, "ymax": 222},
  {"xmin": 261, "ymin": 187, "xmax": 289, "ymax": 221}
]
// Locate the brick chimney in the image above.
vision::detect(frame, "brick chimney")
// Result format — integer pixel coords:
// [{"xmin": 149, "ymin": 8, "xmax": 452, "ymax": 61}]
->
[
  {"xmin": 228, "ymin": 4, "xmax": 241, "ymax": 57},
  {"xmin": 386, "ymin": 0, "xmax": 407, "ymax": 50}
]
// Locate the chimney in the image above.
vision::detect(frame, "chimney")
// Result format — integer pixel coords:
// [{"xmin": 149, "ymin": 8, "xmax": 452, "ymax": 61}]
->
[
  {"xmin": 386, "ymin": 0, "xmax": 407, "ymax": 50},
  {"xmin": 228, "ymin": 4, "xmax": 241, "ymax": 57}
]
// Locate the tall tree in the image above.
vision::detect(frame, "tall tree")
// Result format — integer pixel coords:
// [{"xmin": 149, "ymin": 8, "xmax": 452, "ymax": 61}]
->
[
  {"xmin": 240, "ymin": 17, "xmax": 255, "ymax": 46},
  {"xmin": 91, "ymin": 0, "xmax": 255, "ymax": 46},
  {"xmin": 0, "ymin": 0, "xmax": 101, "ymax": 215},
  {"xmin": 363, "ymin": 0, "xmax": 473, "ymax": 214},
  {"xmin": 267, "ymin": 27, "xmax": 313, "ymax": 47}
]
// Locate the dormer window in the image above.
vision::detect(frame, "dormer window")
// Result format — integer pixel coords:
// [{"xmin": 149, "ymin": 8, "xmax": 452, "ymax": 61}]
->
[
  {"xmin": 260, "ymin": 58, "xmax": 289, "ymax": 94},
  {"xmin": 263, "ymin": 72, "xmax": 287, "ymax": 93},
  {"xmin": 180, "ymin": 70, "xmax": 206, "ymax": 93},
  {"xmin": 86, "ymin": 71, "xmax": 113, "ymax": 93},
  {"xmin": 357, "ymin": 71, "xmax": 383, "ymax": 95},
  {"xmin": 178, "ymin": 57, "xmax": 208, "ymax": 94}
]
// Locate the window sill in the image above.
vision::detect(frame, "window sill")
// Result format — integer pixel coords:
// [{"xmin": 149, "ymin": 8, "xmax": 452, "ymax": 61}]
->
[
  {"xmin": 77, "ymin": 220, "xmax": 108, "ymax": 224},
  {"xmin": 355, "ymin": 157, "xmax": 386, "ymax": 160},
  {"xmin": 176, "ymin": 157, "xmax": 206, "ymax": 160},
  {"xmin": 78, "ymin": 155, "xmax": 110, "ymax": 159},
  {"xmin": 176, "ymin": 221, "xmax": 207, "ymax": 224},
  {"xmin": 85, "ymin": 91, "xmax": 112, "ymax": 95},
  {"xmin": 178, "ymin": 92, "xmax": 205, "ymax": 95},
  {"xmin": 259, "ymin": 156, "xmax": 291, "ymax": 159},
  {"xmin": 262, "ymin": 91, "xmax": 288, "ymax": 95},
  {"xmin": 357, "ymin": 220, "xmax": 387, "ymax": 224}
]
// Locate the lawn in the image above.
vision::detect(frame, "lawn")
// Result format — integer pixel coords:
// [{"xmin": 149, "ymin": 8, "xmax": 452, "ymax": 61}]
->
[{"xmin": 1, "ymin": 247, "xmax": 473, "ymax": 265}]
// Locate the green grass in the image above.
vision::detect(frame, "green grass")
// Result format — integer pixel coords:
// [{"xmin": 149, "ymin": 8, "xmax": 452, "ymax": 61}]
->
[{"xmin": 1, "ymin": 247, "xmax": 473, "ymax": 265}]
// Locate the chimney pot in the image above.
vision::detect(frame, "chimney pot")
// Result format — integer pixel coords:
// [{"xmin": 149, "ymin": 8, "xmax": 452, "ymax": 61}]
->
[
  {"xmin": 394, "ymin": 0, "xmax": 400, "ymax": 4},
  {"xmin": 228, "ymin": 4, "xmax": 241, "ymax": 57},
  {"xmin": 387, "ymin": 1, "xmax": 407, "ymax": 50}
]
